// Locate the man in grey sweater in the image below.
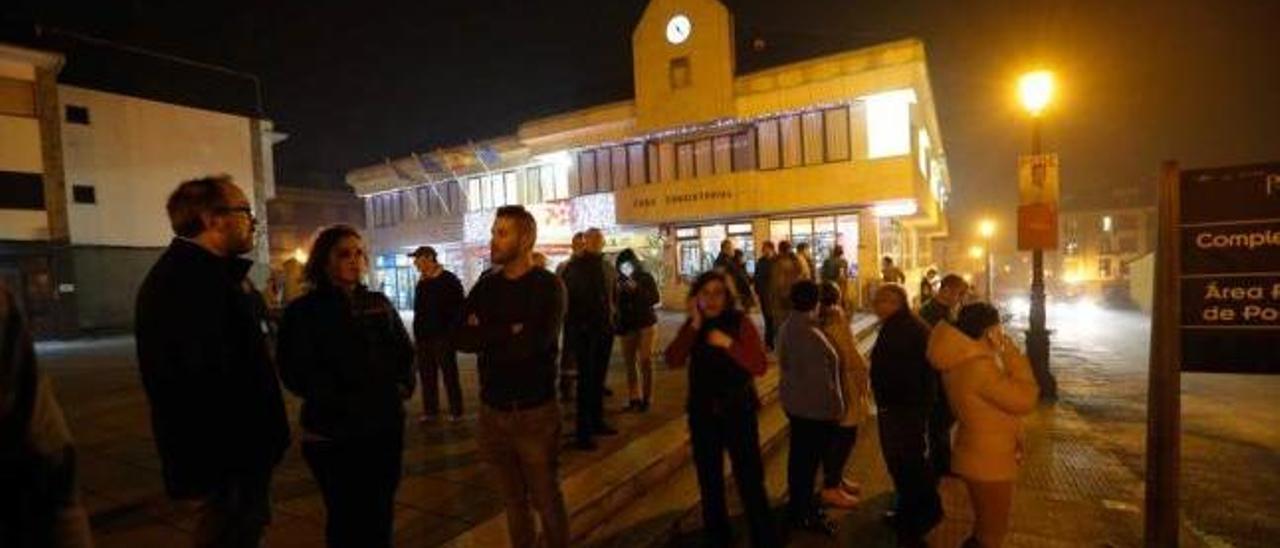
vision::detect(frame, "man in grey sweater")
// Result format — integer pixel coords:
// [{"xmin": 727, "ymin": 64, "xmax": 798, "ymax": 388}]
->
[{"xmin": 778, "ymin": 280, "xmax": 846, "ymax": 535}]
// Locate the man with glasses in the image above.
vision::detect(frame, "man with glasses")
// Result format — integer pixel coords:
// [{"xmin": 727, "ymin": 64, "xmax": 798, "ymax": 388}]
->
[{"xmin": 136, "ymin": 175, "xmax": 289, "ymax": 547}]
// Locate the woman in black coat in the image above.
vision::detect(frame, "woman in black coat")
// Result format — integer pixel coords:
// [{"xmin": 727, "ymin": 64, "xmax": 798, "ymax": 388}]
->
[
  {"xmin": 278, "ymin": 225, "xmax": 415, "ymax": 548},
  {"xmin": 869, "ymin": 284, "xmax": 942, "ymax": 545}
]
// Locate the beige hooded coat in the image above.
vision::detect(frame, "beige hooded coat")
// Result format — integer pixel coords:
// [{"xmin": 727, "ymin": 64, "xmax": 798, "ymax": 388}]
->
[
  {"xmin": 819, "ymin": 307, "xmax": 871, "ymax": 427},
  {"xmin": 927, "ymin": 321, "xmax": 1039, "ymax": 482}
]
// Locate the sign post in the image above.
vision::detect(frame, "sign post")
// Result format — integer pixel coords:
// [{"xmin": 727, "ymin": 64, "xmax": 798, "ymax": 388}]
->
[{"xmin": 1146, "ymin": 160, "xmax": 1280, "ymax": 546}]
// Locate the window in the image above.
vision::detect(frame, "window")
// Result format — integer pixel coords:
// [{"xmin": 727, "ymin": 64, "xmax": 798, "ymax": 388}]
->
[
  {"xmin": 611, "ymin": 147, "xmax": 628, "ymax": 189},
  {"xmin": 72, "ymin": 184, "xmax": 96, "ymax": 204},
  {"xmin": 595, "ymin": 149, "xmax": 613, "ymax": 191},
  {"xmin": 823, "ymin": 107, "xmax": 851, "ymax": 161},
  {"xmin": 801, "ymin": 111, "xmax": 824, "ymax": 165},
  {"xmin": 669, "ymin": 57, "xmax": 691, "ymax": 89},
  {"xmin": 712, "ymin": 135, "xmax": 732, "ymax": 174},
  {"xmin": 1100, "ymin": 236, "xmax": 1113, "ymax": 254},
  {"xmin": 578, "ymin": 152, "xmax": 597, "ymax": 194},
  {"xmin": 647, "ymin": 143, "xmax": 661, "ymax": 183},
  {"xmin": 757, "ymin": 119, "xmax": 780, "ymax": 170},
  {"xmin": 628, "ymin": 144, "xmax": 646, "ymax": 186},
  {"xmin": 64, "ymin": 105, "xmax": 90, "ymax": 125},
  {"xmin": 1099, "ymin": 257, "xmax": 1113, "ymax": 279},
  {"xmin": 526, "ymin": 167, "xmax": 543, "ymax": 204},
  {"xmin": 0, "ymin": 78, "xmax": 35, "ymax": 117},
  {"xmin": 676, "ymin": 142, "xmax": 694, "ymax": 180},
  {"xmin": 504, "ymin": 171, "xmax": 519, "ymax": 205},
  {"xmin": 864, "ymin": 90, "xmax": 915, "ymax": 158},
  {"xmin": 779, "ymin": 115, "xmax": 802, "ymax": 168},
  {"xmin": 694, "ymin": 139, "xmax": 713, "ymax": 177},
  {"xmin": 659, "ymin": 142, "xmax": 676, "ymax": 182},
  {"xmin": 467, "ymin": 177, "xmax": 482, "ymax": 211},
  {"xmin": 917, "ymin": 128, "xmax": 931, "ymax": 177},
  {"xmin": 1101, "ymin": 215, "xmax": 1114, "ymax": 232},
  {"xmin": 732, "ymin": 129, "xmax": 756, "ymax": 171}
]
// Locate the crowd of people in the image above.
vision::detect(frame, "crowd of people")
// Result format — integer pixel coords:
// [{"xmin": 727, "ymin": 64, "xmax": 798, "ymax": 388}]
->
[{"xmin": 0, "ymin": 174, "xmax": 1040, "ymax": 547}]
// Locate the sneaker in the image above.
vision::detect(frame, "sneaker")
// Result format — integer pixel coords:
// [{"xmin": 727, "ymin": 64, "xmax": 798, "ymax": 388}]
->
[
  {"xmin": 820, "ymin": 487, "xmax": 859, "ymax": 509},
  {"xmin": 418, "ymin": 413, "xmax": 439, "ymax": 423},
  {"xmin": 594, "ymin": 423, "xmax": 619, "ymax": 436},
  {"xmin": 841, "ymin": 479, "xmax": 863, "ymax": 496},
  {"xmin": 790, "ymin": 513, "xmax": 837, "ymax": 536},
  {"xmin": 572, "ymin": 439, "xmax": 598, "ymax": 451}
]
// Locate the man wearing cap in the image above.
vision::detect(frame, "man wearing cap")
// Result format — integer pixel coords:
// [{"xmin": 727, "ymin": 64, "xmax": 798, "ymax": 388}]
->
[{"xmin": 410, "ymin": 246, "xmax": 467, "ymax": 422}]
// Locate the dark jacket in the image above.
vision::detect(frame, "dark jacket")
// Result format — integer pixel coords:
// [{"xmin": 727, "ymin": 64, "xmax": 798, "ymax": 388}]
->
[
  {"xmin": 753, "ymin": 255, "xmax": 774, "ymax": 307},
  {"xmin": 714, "ymin": 253, "xmax": 754, "ymax": 309},
  {"xmin": 561, "ymin": 252, "xmax": 617, "ymax": 331},
  {"xmin": 616, "ymin": 269, "xmax": 659, "ymax": 333},
  {"xmin": 869, "ymin": 309, "xmax": 937, "ymax": 410},
  {"xmin": 278, "ymin": 285, "xmax": 415, "ymax": 440},
  {"xmin": 919, "ymin": 298, "xmax": 953, "ymax": 328},
  {"xmin": 413, "ymin": 269, "xmax": 465, "ymax": 339},
  {"xmin": 664, "ymin": 309, "xmax": 768, "ymax": 413},
  {"xmin": 135, "ymin": 239, "xmax": 290, "ymax": 499}
]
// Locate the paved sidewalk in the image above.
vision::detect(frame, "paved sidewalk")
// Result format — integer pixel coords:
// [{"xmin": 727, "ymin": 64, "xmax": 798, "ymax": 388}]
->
[{"xmin": 40, "ymin": 311, "xmax": 699, "ymax": 547}]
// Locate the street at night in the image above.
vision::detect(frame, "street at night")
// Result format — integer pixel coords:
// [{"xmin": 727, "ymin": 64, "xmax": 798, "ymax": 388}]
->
[{"xmin": 2, "ymin": 0, "xmax": 1278, "ymax": 546}]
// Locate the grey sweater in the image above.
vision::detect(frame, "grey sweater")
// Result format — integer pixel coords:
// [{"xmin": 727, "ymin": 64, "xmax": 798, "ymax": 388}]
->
[{"xmin": 778, "ymin": 311, "xmax": 845, "ymax": 421}]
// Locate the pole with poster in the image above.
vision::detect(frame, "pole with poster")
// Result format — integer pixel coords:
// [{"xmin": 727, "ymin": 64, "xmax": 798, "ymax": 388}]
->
[{"xmin": 1146, "ymin": 160, "xmax": 1280, "ymax": 546}]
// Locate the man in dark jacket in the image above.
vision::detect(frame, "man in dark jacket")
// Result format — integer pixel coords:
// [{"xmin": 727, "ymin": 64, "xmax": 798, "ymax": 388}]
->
[
  {"xmin": 561, "ymin": 227, "xmax": 618, "ymax": 450},
  {"xmin": 753, "ymin": 241, "xmax": 777, "ymax": 350},
  {"xmin": 713, "ymin": 239, "xmax": 753, "ymax": 310},
  {"xmin": 869, "ymin": 284, "xmax": 942, "ymax": 544},
  {"xmin": 918, "ymin": 273, "xmax": 969, "ymax": 476},
  {"xmin": 135, "ymin": 176, "xmax": 289, "ymax": 547},
  {"xmin": 409, "ymin": 245, "xmax": 466, "ymax": 422}
]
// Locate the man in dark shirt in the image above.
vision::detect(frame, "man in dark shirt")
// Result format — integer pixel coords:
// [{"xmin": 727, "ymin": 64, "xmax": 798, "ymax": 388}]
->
[
  {"xmin": 753, "ymin": 241, "xmax": 778, "ymax": 349},
  {"xmin": 455, "ymin": 205, "xmax": 569, "ymax": 548},
  {"xmin": 918, "ymin": 273, "xmax": 968, "ymax": 477},
  {"xmin": 410, "ymin": 245, "xmax": 466, "ymax": 422},
  {"xmin": 560, "ymin": 227, "xmax": 619, "ymax": 450}
]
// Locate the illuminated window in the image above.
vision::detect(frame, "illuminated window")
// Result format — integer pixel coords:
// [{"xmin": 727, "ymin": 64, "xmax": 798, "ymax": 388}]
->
[
  {"xmin": 467, "ymin": 178, "xmax": 481, "ymax": 211},
  {"xmin": 801, "ymin": 111, "xmax": 824, "ymax": 165},
  {"xmin": 732, "ymin": 129, "xmax": 756, "ymax": 171},
  {"xmin": 1101, "ymin": 215, "xmax": 1113, "ymax": 232},
  {"xmin": 712, "ymin": 135, "xmax": 732, "ymax": 174},
  {"xmin": 578, "ymin": 152, "xmax": 596, "ymax": 193},
  {"xmin": 757, "ymin": 119, "xmax": 780, "ymax": 170},
  {"xmin": 504, "ymin": 172, "xmax": 519, "ymax": 205},
  {"xmin": 628, "ymin": 144, "xmax": 646, "ymax": 186},
  {"xmin": 917, "ymin": 128, "xmax": 931, "ymax": 177},
  {"xmin": 823, "ymin": 107, "xmax": 850, "ymax": 161},
  {"xmin": 694, "ymin": 139, "xmax": 712, "ymax": 176},
  {"xmin": 659, "ymin": 142, "xmax": 676, "ymax": 182},
  {"xmin": 863, "ymin": 89, "xmax": 916, "ymax": 159},
  {"xmin": 525, "ymin": 167, "xmax": 542, "ymax": 204},
  {"xmin": 611, "ymin": 147, "xmax": 627, "ymax": 188},
  {"xmin": 676, "ymin": 142, "xmax": 694, "ymax": 180},
  {"xmin": 595, "ymin": 149, "xmax": 612, "ymax": 191},
  {"xmin": 780, "ymin": 115, "xmax": 802, "ymax": 168},
  {"xmin": 647, "ymin": 143, "xmax": 661, "ymax": 183}
]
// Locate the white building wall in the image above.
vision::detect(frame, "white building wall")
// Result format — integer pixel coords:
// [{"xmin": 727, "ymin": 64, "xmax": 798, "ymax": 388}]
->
[{"xmin": 58, "ymin": 85, "xmax": 257, "ymax": 247}]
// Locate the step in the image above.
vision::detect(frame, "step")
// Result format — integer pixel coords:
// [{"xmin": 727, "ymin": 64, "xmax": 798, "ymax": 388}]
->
[{"xmin": 443, "ymin": 314, "xmax": 878, "ymax": 547}]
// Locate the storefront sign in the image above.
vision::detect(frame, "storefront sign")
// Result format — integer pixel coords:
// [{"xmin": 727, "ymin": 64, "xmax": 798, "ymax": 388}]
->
[
  {"xmin": 1016, "ymin": 202, "xmax": 1058, "ymax": 251},
  {"xmin": 1177, "ymin": 162, "xmax": 1280, "ymax": 373},
  {"xmin": 629, "ymin": 189, "xmax": 734, "ymax": 210}
]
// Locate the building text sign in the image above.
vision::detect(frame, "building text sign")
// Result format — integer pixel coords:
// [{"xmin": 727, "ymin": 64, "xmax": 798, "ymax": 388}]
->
[{"xmin": 1178, "ymin": 162, "xmax": 1280, "ymax": 373}]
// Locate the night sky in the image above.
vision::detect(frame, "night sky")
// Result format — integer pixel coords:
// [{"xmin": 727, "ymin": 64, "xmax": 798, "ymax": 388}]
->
[{"xmin": 6, "ymin": 0, "xmax": 1279, "ymax": 251}]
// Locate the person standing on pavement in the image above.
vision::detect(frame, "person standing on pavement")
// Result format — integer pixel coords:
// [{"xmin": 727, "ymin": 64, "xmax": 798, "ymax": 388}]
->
[
  {"xmin": 615, "ymin": 249, "xmax": 660, "ymax": 413},
  {"xmin": 919, "ymin": 268, "xmax": 939, "ymax": 305},
  {"xmin": 409, "ymin": 246, "xmax": 466, "ymax": 423},
  {"xmin": 455, "ymin": 205, "xmax": 569, "ymax": 548},
  {"xmin": 919, "ymin": 273, "xmax": 970, "ymax": 476},
  {"xmin": 561, "ymin": 228, "xmax": 619, "ymax": 450},
  {"xmin": 768, "ymin": 241, "xmax": 804, "ymax": 346},
  {"xmin": 713, "ymin": 240, "xmax": 754, "ymax": 311},
  {"xmin": 882, "ymin": 256, "xmax": 907, "ymax": 285},
  {"xmin": 664, "ymin": 271, "xmax": 780, "ymax": 547},
  {"xmin": 0, "ymin": 286, "xmax": 93, "ymax": 548},
  {"xmin": 732, "ymin": 249, "xmax": 757, "ymax": 311},
  {"xmin": 817, "ymin": 281, "xmax": 871, "ymax": 508},
  {"xmin": 135, "ymin": 176, "xmax": 290, "ymax": 548},
  {"xmin": 795, "ymin": 242, "xmax": 816, "ymax": 281},
  {"xmin": 928, "ymin": 303, "xmax": 1038, "ymax": 548},
  {"xmin": 753, "ymin": 240, "xmax": 778, "ymax": 350},
  {"xmin": 778, "ymin": 280, "xmax": 846, "ymax": 535},
  {"xmin": 870, "ymin": 284, "xmax": 942, "ymax": 546},
  {"xmin": 555, "ymin": 232, "xmax": 586, "ymax": 403},
  {"xmin": 278, "ymin": 225, "xmax": 415, "ymax": 548}
]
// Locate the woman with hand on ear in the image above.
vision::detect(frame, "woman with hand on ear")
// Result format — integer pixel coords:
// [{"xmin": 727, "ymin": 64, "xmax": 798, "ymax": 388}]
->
[
  {"xmin": 927, "ymin": 302, "xmax": 1039, "ymax": 548},
  {"xmin": 664, "ymin": 271, "xmax": 780, "ymax": 547}
]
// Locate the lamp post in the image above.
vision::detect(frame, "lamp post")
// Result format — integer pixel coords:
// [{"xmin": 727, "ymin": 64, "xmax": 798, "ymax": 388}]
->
[
  {"xmin": 978, "ymin": 219, "xmax": 996, "ymax": 300},
  {"xmin": 1018, "ymin": 70, "xmax": 1058, "ymax": 401}
]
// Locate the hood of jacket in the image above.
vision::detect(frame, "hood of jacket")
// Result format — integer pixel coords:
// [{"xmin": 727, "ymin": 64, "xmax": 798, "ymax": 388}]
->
[{"xmin": 927, "ymin": 321, "xmax": 992, "ymax": 373}]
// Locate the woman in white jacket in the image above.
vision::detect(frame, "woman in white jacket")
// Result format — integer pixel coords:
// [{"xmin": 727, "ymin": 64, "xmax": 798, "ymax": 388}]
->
[{"xmin": 927, "ymin": 303, "xmax": 1038, "ymax": 548}]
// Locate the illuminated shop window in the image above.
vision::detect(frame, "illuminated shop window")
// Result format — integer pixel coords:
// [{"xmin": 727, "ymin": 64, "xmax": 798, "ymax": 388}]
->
[
  {"xmin": 467, "ymin": 178, "xmax": 481, "ymax": 212},
  {"xmin": 863, "ymin": 89, "xmax": 916, "ymax": 159}
]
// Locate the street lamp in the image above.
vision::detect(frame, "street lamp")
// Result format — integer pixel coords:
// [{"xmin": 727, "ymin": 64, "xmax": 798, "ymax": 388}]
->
[
  {"xmin": 1018, "ymin": 69, "xmax": 1058, "ymax": 401},
  {"xmin": 978, "ymin": 219, "xmax": 996, "ymax": 300}
]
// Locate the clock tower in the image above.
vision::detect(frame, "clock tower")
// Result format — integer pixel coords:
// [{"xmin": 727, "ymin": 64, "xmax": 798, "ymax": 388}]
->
[{"xmin": 632, "ymin": 0, "xmax": 736, "ymax": 132}]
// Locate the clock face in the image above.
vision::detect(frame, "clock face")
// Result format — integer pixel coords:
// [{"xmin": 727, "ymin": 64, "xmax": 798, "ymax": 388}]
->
[{"xmin": 666, "ymin": 14, "xmax": 691, "ymax": 45}]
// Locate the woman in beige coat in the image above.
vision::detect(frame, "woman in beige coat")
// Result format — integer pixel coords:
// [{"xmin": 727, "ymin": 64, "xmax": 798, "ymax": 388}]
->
[
  {"xmin": 817, "ymin": 282, "xmax": 872, "ymax": 508},
  {"xmin": 927, "ymin": 302, "xmax": 1038, "ymax": 548}
]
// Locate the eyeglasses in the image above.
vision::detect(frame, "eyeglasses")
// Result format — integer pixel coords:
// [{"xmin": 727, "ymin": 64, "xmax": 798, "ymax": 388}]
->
[{"xmin": 216, "ymin": 206, "xmax": 257, "ymax": 224}]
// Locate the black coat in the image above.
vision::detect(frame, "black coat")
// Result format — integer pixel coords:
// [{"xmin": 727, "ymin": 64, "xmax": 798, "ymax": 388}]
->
[
  {"xmin": 278, "ymin": 285, "xmax": 415, "ymax": 440},
  {"xmin": 616, "ymin": 270, "xmax": 659, "ymax": 332},
  {"xmin": 869, "ymin": 309, "xmax": 938, "ymax": 410},
  {"xmin": 135, "ymin": 239, "xmax": 290, "ymax": 499}
]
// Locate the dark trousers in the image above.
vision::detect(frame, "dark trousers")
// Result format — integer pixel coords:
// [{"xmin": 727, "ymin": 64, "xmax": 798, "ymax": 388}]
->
[
  {"xmin": 689, "ymin": 406, "xmax": 780, "ymax": 547},
  {"xmin": 928, "ymin": 388, "xmax": 954, "ymax": 475},
  {"xmin": 823, "ymin": 425, "xmax": 859, "ymax": 489},
  {"xmin": 302, "ymin": 432, "xmax": 404, "ymax": 548},
  {"xmin": 193, "ymin": 469, "xmax": 273, "ymax": 548},
  {"xmin": 878, "ymin": 407, "xmax": 943, "ymax": 538},
  {"xmin": 417, "ymin": 335, "xmax": 463, "ymax": 417},
  {"xmin": 569, "ymin": 325, "xmax": 614, "ymax": 442},
  {"xmin": 761, "ymin": 308, "xmax": 777, "ymax": 351},
  {"xmin": 786, "ymin": 415, "xmax": 836, "ymax": 519}
]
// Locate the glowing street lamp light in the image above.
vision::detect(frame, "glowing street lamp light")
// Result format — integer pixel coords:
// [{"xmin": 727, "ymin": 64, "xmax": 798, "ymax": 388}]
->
[
  {"xmin": 1018, "ymin": 70, "xmax": 1055, "ymax": 117},
  {"xmin": 976, "ymin": 219, "xmax": 996, "ymax": 299},
  {"xmin": 978, "ymin": 219, "xmax": 997, "ymax": 239},
  {"xmin": 968, "ymin": 245, "xmax": 985, "ymax": 260}
]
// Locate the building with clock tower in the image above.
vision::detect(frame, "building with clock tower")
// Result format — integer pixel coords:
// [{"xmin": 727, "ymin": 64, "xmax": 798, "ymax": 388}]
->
[{"xmin": 346, "ymin": 0, "xmax": 953, "ymax": 311}]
